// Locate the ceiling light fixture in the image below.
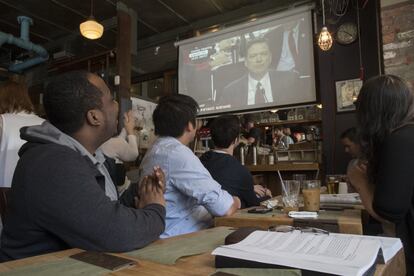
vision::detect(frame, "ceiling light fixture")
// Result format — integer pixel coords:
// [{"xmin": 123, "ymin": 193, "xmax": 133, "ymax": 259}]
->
[
  {"xmin": 80, "ymin": 0, "xmax": 104, "ymax": 40},
  {"xmin": 318, "ymin": 0, "xmax": 333, "ymax": 51}
]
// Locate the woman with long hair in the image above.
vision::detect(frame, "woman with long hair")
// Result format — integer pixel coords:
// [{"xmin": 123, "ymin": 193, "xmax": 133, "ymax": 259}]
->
[
  {"xmin": 0, "ymin": 80, "xmax": 44, "ymax": 188},
  {"xmin": 351, "ymin": 74, "xmax": 414, "ymax": 274}
]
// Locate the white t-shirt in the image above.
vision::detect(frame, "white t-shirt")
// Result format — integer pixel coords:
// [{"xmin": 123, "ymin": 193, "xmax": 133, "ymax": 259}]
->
[{"xmin": 0, "ymin": 112, "xmax": 44, "ymax": 187}]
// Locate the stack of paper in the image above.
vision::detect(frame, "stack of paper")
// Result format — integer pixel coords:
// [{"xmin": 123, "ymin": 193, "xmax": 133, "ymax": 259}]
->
[
  {"xmin": 212, "ymin": 230, "xmax": 401, "ymax": 276},
  {"xmin": 320, "ymin": 193, "xmax": 362, "ymax": 204}
]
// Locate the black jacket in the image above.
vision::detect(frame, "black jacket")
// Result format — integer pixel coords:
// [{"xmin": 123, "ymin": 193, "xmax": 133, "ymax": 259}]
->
[
  {"xmin": 218, "ymin": 70, "xmax": 303, "ymax": 107},
  {"xmin": 0, "ymin": 123, "xmax": 165, "ymax": 261},
  {"xmin": 374, "ymin": 125, "xmax": 414, "ymax": 274},
  {"xmin": 200, "ymin": 151, "xmax": 267, "ymax": 208}
]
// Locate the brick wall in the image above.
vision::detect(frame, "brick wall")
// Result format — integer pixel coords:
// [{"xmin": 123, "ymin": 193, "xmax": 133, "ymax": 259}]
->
[{"xmin": 381, "ymin": 1, "xmax": 414, "ymax": 89}]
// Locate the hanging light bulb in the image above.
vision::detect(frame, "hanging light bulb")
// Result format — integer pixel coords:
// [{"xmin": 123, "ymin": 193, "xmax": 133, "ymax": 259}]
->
[
  {"xmin": 318, "ymin": 0, "xmax": 333, "ymax": 51},
  {"xmin": 80, "ymin": 0, "xmax": 104, "ymax": 40},
  {"xmin": 318, "ymin": 27, "xmax": 333, "ymax": 51}
]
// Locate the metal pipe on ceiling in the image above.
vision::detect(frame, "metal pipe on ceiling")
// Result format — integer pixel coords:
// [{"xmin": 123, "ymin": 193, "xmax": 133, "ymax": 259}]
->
[
  {"xmin": 0, "ymin": 0, "xmax": 110, "ymax": 50},
  {"xmin": 0, "ymin": 18, "xmax": 52, "ymax": 42},
  {"xmin": 0, "ymin": 16, "xmax": 49, "ymax": 73}
]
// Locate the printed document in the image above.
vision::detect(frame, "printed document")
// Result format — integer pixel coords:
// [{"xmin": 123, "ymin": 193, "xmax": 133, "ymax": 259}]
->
[
  {"xmin": 212, "ymin": 230, "xmax": 401, "ymax": 276},
  {"xmin": 320, "ymin": 193, "xmax": 362, "ymax": 204}
]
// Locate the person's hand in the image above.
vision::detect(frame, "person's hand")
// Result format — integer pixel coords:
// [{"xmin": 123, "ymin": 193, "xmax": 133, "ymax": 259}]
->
[
  {"xmin": 136, "ymin": 175, "xmax": 166, "ymax": 209},
  {"xmin": 356, "ymin": 160, "xmax": 368, "ymax": 173},
  {"xmin": 254, "ymin": 185, "xmax": 266, "ymax": 197},
  {"xmin": 247, "ymin": 137, "xmax": 256, "ymax": 145},
  {"xmin": 234, "ymin": 196, "xmax": 241, "ymax": 209},
  {"xmin": 152, "ymin": 166, "xmax": 166, "ymax": 193},
  {"xmin": 347, "ymin": 160, "xmax": 369, "ymax": 192},
  {"xmin": 123, "ymin": 110, "xmax": 136, "ymax": 135},
  {"xmin": 225, "ymin": 196, "xmax": 241, "ymax": 216},
  {"xmin": 265, "ymin": 188, "xmax": 272, "ymax": 197}
]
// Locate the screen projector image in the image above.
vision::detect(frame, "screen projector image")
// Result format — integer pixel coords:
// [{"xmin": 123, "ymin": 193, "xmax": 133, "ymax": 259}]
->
[{"xmin": 177, "ymin": 6, "xmax": 316, "ymax": 116}]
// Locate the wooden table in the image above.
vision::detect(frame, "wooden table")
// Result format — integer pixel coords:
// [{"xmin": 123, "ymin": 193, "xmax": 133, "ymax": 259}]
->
[
  {"xmin": 0, "ymin": 227, "xmax": 405, "ymax": 276},
  {"xmin": 215, "ymin": 208, "xmax": 364, "ymax": 235}
]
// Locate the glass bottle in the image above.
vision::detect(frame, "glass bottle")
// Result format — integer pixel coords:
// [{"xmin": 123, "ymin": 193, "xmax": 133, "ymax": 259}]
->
[
  {"xmin": 296, "ymin": 107, "xmax": 306, "ymax": 120},
  {"xmin": 287, "ymin": 109, "xmax": 295, "ymax": 121}
]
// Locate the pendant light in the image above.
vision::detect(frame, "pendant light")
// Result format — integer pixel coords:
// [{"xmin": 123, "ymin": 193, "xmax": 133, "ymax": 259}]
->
[
  {"xmin": 80, "ymin": 0, "xmax": 104, "ymax": 40},
  {"xmin": 318, "ymin": 0, "xmax": 333, "ymax": 51}
]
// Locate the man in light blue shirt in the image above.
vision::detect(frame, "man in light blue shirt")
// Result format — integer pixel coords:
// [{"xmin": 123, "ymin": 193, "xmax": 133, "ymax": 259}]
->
[{"xmin": 140, "ymin": 94, "xmax": 241, "ymax": 238}]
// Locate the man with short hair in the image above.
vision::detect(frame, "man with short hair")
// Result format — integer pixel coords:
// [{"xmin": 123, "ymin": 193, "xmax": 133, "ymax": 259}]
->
[
  {"xmin": 341, "ymin": 127, "xmax": 361, "ymax": 192},
  {"xmin": 219, "ymin": 39, "xmax": 299, "ymax": 107},
  {"xmin": 273, "ymin": 126, "xmax": 294, "ymax": 148},
  {"xmin": 340, "ymin": 127, "xmax": 361, "ymax": 158},
  {"xmin": 200, "ymin": 115, "xmax": 271, "ymax": 208},
  {"xmin": 0, "ymin": 71, "xmax": 166, "ymax": 261},
  {"xmin": 139, "ymin": 94, "xmax": 240, "ymax": 238}
]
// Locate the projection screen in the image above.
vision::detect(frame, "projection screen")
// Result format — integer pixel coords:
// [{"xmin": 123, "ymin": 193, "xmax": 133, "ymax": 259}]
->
[{"xmin": 177, "ymin": 4, "xmax": 317, "ymax": 116}]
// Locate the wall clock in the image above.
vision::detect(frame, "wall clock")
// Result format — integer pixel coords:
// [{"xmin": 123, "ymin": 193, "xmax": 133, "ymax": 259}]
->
[{"xmin": 336, "ymin": 22, "xmax": 358, "ymax": 45}]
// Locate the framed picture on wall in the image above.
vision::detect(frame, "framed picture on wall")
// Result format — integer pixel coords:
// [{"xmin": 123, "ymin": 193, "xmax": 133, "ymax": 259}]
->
[
  {"xmin": 131, "ymin": 97, "xmax": 157, "ymax": 149},
  {"xmin": 335, "ymin": 78, "xmax": 363, "ymax": 113}
]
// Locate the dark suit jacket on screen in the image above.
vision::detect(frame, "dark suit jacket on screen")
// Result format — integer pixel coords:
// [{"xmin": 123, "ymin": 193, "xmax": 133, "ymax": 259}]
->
[{"xmin": 218, "ymin": 70, "xmax": 300, "ymax": 107}]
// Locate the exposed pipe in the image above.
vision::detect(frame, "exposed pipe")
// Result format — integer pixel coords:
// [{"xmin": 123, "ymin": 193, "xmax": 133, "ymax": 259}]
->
[
  {"xmin": 9, "ymin": 56, "xmax": 48, "ymax": 72},
  {"xmin": 18, "ymin": 16, "xmax": 32, "ymax": 41},
  {"xmin": 0, "ymin": 16, "xmax": 49, "ymax": 73}
]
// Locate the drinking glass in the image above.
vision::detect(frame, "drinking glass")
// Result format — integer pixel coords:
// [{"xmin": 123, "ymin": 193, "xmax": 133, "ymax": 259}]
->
[
  {"xmin": 302, "ymin": 180, "xmax": 320, "ymax": 211},
  {"xmin": 293, "ymin": 174, "xmax": 307, "ymax": 189},
  {"xmin": 282, "ymin": 180, "xmax": 300, "ymax": 212}
]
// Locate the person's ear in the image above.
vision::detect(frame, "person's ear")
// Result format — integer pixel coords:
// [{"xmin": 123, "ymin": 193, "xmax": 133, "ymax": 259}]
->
[
  {"xmin": 233, "ymin": 137, "xmax": 240, "ymax": 147},
  {"xmin": 86, "ymin": 109, "xmax": 102, "ymax": 126},
  {"xmin": 186, "ymin": 122, "xmax": 196, "ymax": 131},
  {"xmin": 184, "ymin": 121, "xmax": 193, "ymax": 133}
]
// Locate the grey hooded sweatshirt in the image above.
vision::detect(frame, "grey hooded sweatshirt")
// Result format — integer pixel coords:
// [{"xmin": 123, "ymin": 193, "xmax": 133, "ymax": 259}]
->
[{"xmin": 0, "ymin": 122, "xmax": 165, "ymax": 261}]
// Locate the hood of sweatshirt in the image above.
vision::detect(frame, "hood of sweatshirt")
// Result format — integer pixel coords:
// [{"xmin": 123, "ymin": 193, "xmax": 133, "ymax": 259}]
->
[
  {"xmin": 19, "ymin": 121, "xmax": 119, "ymax": 201},
  {"xmin": 19, "ymin": 121, "xmax": 89, "ymax": 157}
]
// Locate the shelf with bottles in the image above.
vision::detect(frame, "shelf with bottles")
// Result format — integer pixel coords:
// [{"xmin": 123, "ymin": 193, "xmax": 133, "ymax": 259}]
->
[
  {"xmin": 193, "ymin": 118, "xmax": 211, "ymax": 156},
  {"xmin": 245, "ymin": 162, "xmax": 320, "ymax": 172},
  {"xmin": 239, "ymin": 143, "xmax": 321, "ymax": 171},
  {"xmin": 254, "ymin": 104, "xmax": 322, "ymax": 127},
  {"xmin": 256, "ymin": 119, "xmax": 322, "ymax": 127},
  {"xmin": 275, "ymin": 149, "xmax": 321, "ymax": 163}
]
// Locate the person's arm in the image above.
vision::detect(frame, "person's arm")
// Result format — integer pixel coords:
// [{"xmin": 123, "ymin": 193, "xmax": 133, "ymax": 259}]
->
[
  {"xmin": 238, "ymin": 170, "xmax": 263, "ymax": 207},
  {"xmin": 225, "ymin": 196, "xmax": 241, "ymax": 216},
  {"xmin": 28, "ymin": 150, "xmax": 165, "ymax": 252},
  {"xmin": 171, "ymin": 148, "xmax": 239, "ymax": 217},
  {"xmin": 115, "ymin": 111, "xmax": 139, "ymax": 162},
  {"xmin": 347, "ymin": 160, "xmax": 385, "ymax": 223}
]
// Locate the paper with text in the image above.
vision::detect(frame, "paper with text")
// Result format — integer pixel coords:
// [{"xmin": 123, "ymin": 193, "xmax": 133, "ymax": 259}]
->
[{"xmin": 212, "ymin": 230, "xmax": 402, "ymax": 276}]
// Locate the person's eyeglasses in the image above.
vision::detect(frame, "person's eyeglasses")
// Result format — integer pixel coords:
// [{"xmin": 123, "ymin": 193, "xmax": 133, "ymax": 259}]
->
[{"xmin": 268, "ymin": 225, "xmax": 329, "ymax": 235}]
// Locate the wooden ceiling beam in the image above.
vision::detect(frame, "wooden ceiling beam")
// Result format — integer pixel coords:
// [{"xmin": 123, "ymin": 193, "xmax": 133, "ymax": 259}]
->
[
  {"xmin": 137, "ymin": 0, "xmax": 310, "ymax": 49},
  {"xmin": 208, "ymin": 0, "xmax": 225, "ymax": 13},
  {"xmin": 156, "ymin": 0, "xmax": 191, "ymax": 24},
  {"xmin": 49, "ymin": 0, "xmax": 116, "ymax": 34}
]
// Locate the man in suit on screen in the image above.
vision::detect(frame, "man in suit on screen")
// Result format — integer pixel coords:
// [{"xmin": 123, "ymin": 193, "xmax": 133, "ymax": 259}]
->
[{"xmin": 218, "ymin": 38, "xmax": 299, "ymax": 108}]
